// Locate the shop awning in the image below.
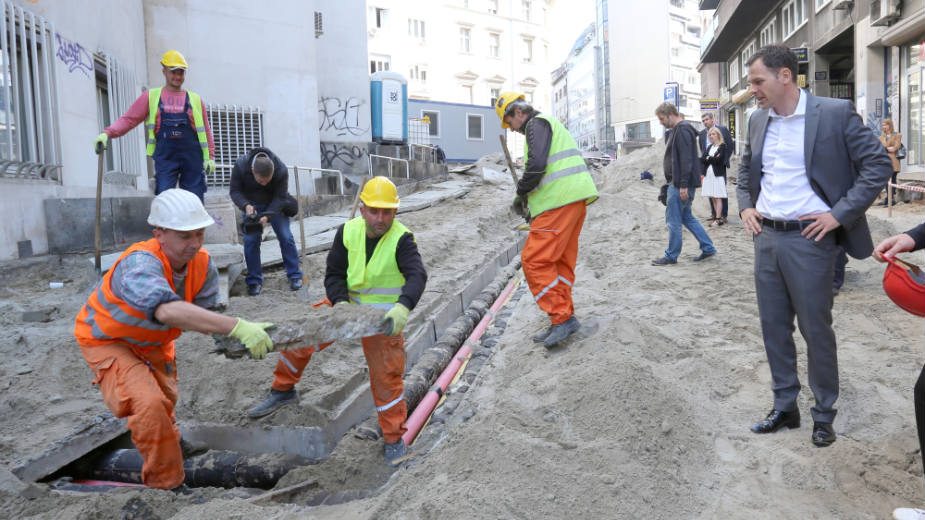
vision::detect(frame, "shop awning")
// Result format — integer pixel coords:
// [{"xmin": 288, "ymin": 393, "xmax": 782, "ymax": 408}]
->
[{"xmin": 732, "ymin": 88, "xmax": 753, "ymax": 105}]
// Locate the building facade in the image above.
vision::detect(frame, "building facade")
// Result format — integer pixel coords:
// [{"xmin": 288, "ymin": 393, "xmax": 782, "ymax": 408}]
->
[
  {"xmin": 698, "ymin": 0, "xmax": 925, "ymax": 181},
  {"xmin": 366, "ymin": 0, "xmax": 554, "ymax": 112},
  {"xmin": 0, "ymin": 0, "xmax": 369, "ymax": 260},
  {"xmin": 408, "ymin": 99, "xmax": 502, "ymax": 162}
]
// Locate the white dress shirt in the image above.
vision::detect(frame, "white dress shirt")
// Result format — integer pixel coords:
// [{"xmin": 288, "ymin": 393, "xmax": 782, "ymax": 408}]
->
[{"xmin": 756, "ymin": 90, "xmax": 831, "ymax": 220}]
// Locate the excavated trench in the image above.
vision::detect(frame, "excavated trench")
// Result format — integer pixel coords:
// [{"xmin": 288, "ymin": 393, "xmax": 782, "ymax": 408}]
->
[{"xmin": 17, "ymin": 241, "xmax": 525, "ymax": 506}]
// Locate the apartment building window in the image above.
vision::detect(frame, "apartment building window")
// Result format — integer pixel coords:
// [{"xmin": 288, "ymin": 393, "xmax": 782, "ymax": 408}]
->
[
  {"xmin": 522, "ymin": 0, "xmax": 531, "ymax": 21},
  {"xmin": 467, "ymin": 114, "xmax": 483, "ymax": 140},
  {"xmin": 0, "ymin": 2, "xmax": 62, "ymax": 181},
  {"xmin": 523, "ymin": 38, "xmax": 533, "ymax": 62},
  {"xmin": 370, "ymin": 55, "xmax": 391, "ymax": 74},
  {"xmin": 670, "ymin": 0, "xmax": 684, "ymax": 7},
  {"xmin": 760, "ymin": 17, "xmax": 777, "ymax": 47},
  {"xmin": 422, "ymin": 110, "xmax": 439, "ymax": 137},
  {"xmin": 314, "ymin": 12, "xmax": 323, "ymax": 38},
  {"xmin": 460, "ymin": 27, "xmax": 471, "ymax": 53},
  {"xmin": 781, "ymin": 0, "xmax": 806, "ymax": 40},
  {"xmin": 815, "ymin": 0, "xmax": 831, "ymax": 11},
  {"xmin": 488, "ymin": 0, "xmax": 498, "ymax": 14},
  {"xmin": 408, "ymin": 18, "xmax": 426, "ymax": 41},
  {"xmin": 740, "ymin": 40, "xmax": 757, "ymax": 78},
  {"xmin": 490, "ymin": 87, "xmax": 501, "ymax": 106},
  {"xmin": 206, "ymin": 105, "xmax": 264, "ymax": 187},
  {"xmin": 489, "ymin": 32, "xmax": 501, "ymax": 58},
  {"xmin": 373, "ymin": 7, "xmax": 388, "ymax": 28},
  {"xmin": 95, "ymin": 53, "xmax": 145, "ymax": 182},
  {"xmin": 409, "ymin": 64, "xmax": 428, "ymax": 83},
  {"xmin": 461, "ymin": 85, "xmax": 473, "ymax": 104},
  {"xmin": 671, "ymin": 47, "xmax": 680, "ymax": 57},
  {"xmin": 728, "ymin": 60, "xmax": 740, "ymax": 89},
  {"xmin": 626, "ymin": 121, "xmax": 651, "ymax": 141},
  {"xmin": 906, "ymin": 41, "xmax": 923, "ymax": 165}
]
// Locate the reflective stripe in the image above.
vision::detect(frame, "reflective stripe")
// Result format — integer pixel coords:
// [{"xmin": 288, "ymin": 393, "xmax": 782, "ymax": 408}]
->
[
  {"xmin": 92, "ymin": 287, "xmax": 172, "ymax": 332},
  {"xmin": 533, "ymin": 275, "xmax": 573, "ymax": 302},
  {"xmin": 547, "ymin": 148, "xmax": 582, "ymax": 163},
  {"xmin": 353, "ymin": 287, "xmax": 402, "ymax": 296},
  {"xmin": 366, "ymin": 302, "xmax": 394, "ymax": 310},
  {"xmin": 280, "ymin": 353, "xmax": 299, "ymax": 375},
  {"xmin": 539, "ymin": 164, "xmax": 589, "ymax": 187},
  {"xmin": 376, "ymin": 395, "xmax": 403, "ymax": 412},
  {"xmin": 195, "ymin": 126, "xmax": 205, "ymax": 132}
]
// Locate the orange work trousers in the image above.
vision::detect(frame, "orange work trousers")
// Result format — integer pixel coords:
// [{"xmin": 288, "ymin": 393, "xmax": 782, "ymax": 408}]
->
[
  {"xmin": 522, "ymin": 200, "xmax": 587, "ymax": 325},
  {"xmin": 80, "ymin": 342, "xmax": 183, "ymax": 489},
  {"xmin": 271, "ymin": 333, "xmax": 408, "ymax": 443}
]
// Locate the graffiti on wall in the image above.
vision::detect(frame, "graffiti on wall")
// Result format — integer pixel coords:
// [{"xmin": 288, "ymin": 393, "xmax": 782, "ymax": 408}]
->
[
  {"xmin": 319, "ymin": 96, "xmax": 368, "ymax": 137},
  {"xmin": 320, "ymin": 142, "xmax": 367, "ymax": 173},
  {"xmin": 55, "ymin": 33, "xmax": 93, "ymax": 76}
]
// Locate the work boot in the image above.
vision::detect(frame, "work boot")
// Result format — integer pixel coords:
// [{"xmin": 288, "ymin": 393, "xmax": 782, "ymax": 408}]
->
[
  {"xmin": 179, "ymin": 437, "xmax": 208, "ymax": 458},
  {"xmin": 384, "ymin": 440, "xmax": 411, "ymax": 466},
  {"xmin": 289, "ymin": 278, "xmax": 303, "ymax": 291},
  {"xmin": 247, "ymin": 284, "xmax": 262, "ymax": 296},
  {"xmin": 247, "ymin": 389, "xmax": 298, "ymax": 419},
  {"xmin": 543, "ymin": 316, "xmax": 580, "ymax": 349},
  {"xmin": 532, "ymin": 325, "xmax": 553, "ymax": 343}
]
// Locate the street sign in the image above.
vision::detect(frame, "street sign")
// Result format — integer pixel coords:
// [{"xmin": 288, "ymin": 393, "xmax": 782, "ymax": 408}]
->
[
  {"xmin": 663, "ymin": 83, "xmax": 680, "ymax": 106},
  {"xmin": 792, "ymin": 47, "xmax": 809, "ymax": 63}
]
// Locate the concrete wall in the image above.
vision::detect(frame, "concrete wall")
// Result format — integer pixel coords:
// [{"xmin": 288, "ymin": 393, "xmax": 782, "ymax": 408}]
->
[
  {"xmin": 408, "ymin": 99, "xmax": 502, "ymax": 163},
  {"xmin": 315, "ymin": 0, "xmax": 372, "ymax": 177}
]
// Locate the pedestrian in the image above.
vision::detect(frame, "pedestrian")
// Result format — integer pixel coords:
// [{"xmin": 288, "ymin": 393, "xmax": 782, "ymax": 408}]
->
[
  {"xmin": 737, "ymin": 45, "xmax": 891, "ymax": 447},
  {"xmin": 652, "ymin": 102, "xmax": 717, "ymax": 266},
  {"xmin": 229, "ymin": 147, "xmax": 303, "ymax": 295},
  {"xmin": 700, "ymin": 126, "xmax": 728, "ymax": 227},
  {"xmin": 699, "ymin": 112, "xmax": 734, "ymax": 221},
  {"xmin": 74, "ymin": 189, "xmax": 274, "ymax": 490},
  {"xmin": 874, "ymin": 224, "xmax": 925, "ymax": 520},
  {"xmin": 494, "ymin": 92, "xmax": 599, "ymax": 349},
  {"xmin": 246, "ymin": 176, "xmax": 427, "ymax": 466},
  {"xmin": 878, "ymin": 118, "xmax": 902, "ymax": 206},
  {"xmin": 93, "ymin": 50, "xmax": 216, "ymax": 201}
]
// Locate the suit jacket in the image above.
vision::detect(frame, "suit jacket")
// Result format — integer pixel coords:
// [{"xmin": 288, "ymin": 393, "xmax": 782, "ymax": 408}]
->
[
  {"xmin": 701, "ymin": 143, "xmax": 727, "ymax": 178},
  {"xmin": 736, "ymin": 92, "xmax": 892, "ymax": 259},
  {"xmin": 698, "ymin": 124, "xmax": 733, "ymax": 167}
]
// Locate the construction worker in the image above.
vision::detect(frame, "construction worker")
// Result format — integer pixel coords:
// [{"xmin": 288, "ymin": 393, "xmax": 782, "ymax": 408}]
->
[
  {"xmin": 247, "ymin": 176, "xmax": 427, "ymax": 465},
  {"xmin": 74, "ymin": 189, "xmax": 274, "ymax": 490},
  {"xmin": 495, "ymin": 92, "xmax": 599, "ymax": 349},
  {"xmin": 93, "ymin": 50, "xmax": 215, "ymax": 201}
]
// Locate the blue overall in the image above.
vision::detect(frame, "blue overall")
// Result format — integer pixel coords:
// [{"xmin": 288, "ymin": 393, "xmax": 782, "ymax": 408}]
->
[{"xmin": 153, "ymin": 95, "xmax": 207, "ymax": 200}]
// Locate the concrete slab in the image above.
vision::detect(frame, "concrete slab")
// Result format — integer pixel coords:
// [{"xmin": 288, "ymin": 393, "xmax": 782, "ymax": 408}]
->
[{"xmin": 12, "ymin": 415, "xmax": 126, "ymax": 482}]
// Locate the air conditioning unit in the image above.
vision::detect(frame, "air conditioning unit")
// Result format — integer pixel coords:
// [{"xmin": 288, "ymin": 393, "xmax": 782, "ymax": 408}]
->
[{"xmin": 870, "ymin": 0, "xmax": 901, "ymax": 27}]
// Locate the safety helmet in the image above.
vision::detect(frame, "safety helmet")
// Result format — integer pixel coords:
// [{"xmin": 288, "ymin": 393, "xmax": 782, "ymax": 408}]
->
[
  {"xmin": 160, "ymin": 50, "xmax": 188, "ymax": 70},
  {"xmin": 495, "ymin": 91, "xmax": 526, "ymax": 129},
  {"xmin": 359, "ymin": 176, "xmax": 400, "ymax": 209},
  {"xmin": 147, "ymin": 189, "xmax": 214, "ymax": 231},
  {"xmin": 882, "ymin": 256, "xmax": 925, "ymax": 317}
]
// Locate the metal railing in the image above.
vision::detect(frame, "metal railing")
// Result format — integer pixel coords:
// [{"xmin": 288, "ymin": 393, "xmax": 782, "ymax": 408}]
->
[
  {"xmin": 368, "ymin": 154, "xmax": 410, "ymax": 178},
  {"xmin": 289, "ymin": 165, "xmax": 344, "ymax": 196},
  {"xmin": 408, "ymin": 143, "xmax": 438, "ymax": 164}
]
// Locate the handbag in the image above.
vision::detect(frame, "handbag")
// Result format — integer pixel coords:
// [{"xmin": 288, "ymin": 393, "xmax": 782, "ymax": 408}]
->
[
  {"xmin": 895, "ymin": 143, "xmax": 907, "ymax": 160},
  {"xmin": 657, "ymin": 184, "xmax": 668, "ymax": 206}
]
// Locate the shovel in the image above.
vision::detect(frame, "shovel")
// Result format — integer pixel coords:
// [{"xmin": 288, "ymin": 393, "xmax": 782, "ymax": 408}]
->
[
  {"xmin": 94, "ymin": 141, "xmax": 105, "ymax": 276},
  {"xmin": 214, "ymin": 303, "xmax": 392, "ymax": 359}
]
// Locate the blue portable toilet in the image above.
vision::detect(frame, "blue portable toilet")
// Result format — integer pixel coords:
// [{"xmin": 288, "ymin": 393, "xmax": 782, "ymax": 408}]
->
[{"xmin": 371, "ymin": 71, "xmax": 407, "ymax": 144}]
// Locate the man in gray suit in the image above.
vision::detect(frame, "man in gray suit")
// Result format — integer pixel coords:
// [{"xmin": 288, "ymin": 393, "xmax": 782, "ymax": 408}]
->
[{"xmin": 737, "ymin": 45, "xmax": 891, "ymax": 447}]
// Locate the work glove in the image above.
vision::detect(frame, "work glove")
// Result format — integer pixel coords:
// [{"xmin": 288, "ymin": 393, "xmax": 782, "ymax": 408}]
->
[
  {"xmin": 93, "ymin": 133, "xmax": 108, "ymax": 154},
  {"xmin": 382, "ymin": 303, "xmax": 410, "ymax": 336},
  {"xmin": 228, "ymin": 318, "xmax": 274, "ymax": 360},
  {"xmin": 204, "ymin": 159, "xmax": 216, "ymax": 175},
  {"xmin": 511, "ymin": 195, "xmax": 527, "ymax": 218}
]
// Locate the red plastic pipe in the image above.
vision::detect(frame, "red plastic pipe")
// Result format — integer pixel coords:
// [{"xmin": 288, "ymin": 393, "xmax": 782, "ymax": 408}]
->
[{"xmin": 402, "ymin": 276, "xmax": 520, "ymax": 446}]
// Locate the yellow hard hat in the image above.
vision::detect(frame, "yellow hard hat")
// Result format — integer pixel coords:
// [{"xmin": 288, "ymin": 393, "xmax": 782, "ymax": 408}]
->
[
  {"xmin": 160, "ymin": 50, "xmax": 188, "ymax": 70},
  {"xmin": 360, "ymin": 176, "xmax": 399, "ymax": 209},
  {"xmin": 495, "ymin": 91, "xmax": 526, "ymax": 129}
]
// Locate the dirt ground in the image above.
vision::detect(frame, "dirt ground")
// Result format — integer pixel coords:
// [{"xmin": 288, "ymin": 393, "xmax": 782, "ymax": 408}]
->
[{"xmin": 2, "ymin": 146, "xmax": 924, "ymax": 519}]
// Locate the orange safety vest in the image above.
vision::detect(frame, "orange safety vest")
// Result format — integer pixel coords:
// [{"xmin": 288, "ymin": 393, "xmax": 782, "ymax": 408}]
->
[{"xmin": 74, "ymin": 238, "xmax": 211, "ymax": 361}]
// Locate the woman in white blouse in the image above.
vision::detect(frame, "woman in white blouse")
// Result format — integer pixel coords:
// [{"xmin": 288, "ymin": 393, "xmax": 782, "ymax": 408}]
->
[{"xmin": 700, "ymin": 127, "xmax": 728, "ymax": 227}]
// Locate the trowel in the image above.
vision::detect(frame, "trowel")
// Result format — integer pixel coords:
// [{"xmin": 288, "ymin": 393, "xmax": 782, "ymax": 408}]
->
[{"xmin": 214, "ymin": 303, "xmax": 391, "ymax": 359}]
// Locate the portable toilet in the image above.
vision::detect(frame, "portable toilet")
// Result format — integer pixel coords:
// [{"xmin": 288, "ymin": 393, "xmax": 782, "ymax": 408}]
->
[{"xmin": 370, "ymin": 71, "xmax": 407, "ymax": 144}]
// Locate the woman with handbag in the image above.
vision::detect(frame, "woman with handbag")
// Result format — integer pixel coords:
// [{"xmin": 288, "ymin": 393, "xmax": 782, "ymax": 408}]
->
[{"xmin": 879, "ymin": 119, "xmax": 902, "ymax": 206}]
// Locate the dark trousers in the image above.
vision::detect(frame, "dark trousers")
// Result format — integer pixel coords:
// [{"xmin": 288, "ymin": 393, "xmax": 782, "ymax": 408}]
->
[
  {"xmin": 916, "ymin": 366, "xmax": 925, "ymax": 486},
  {"xmin": 243, "ymin": 206, "xmax": 302, "ymax": 286}
]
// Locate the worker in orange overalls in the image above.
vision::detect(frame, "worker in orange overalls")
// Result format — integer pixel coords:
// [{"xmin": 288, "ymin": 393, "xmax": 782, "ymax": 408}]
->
[
  {"xmin": 74, "ymin": 189, "xmax": 274, "ymax": 490},
  {"xmin": 495, "ymin": 92, "xmax": 599, "ymax": 349},
  {"xmin": 246, "ymin": 176, "xmax": 427, "ymax": 465}
]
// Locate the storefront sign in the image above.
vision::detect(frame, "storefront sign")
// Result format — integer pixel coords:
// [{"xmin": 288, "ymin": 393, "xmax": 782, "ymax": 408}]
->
[
  {"xmin": 815, "ymin": 71, "xmax": 828, "ymax": 81},
  {"xmin": 700, "ymin": 98, "xmax": 720, "ymax": 110},
  {"xmin": 792, "ymin": 47, "xmax": 809, "ymax": 63},
  {"xmin": 728, "ymin": 110, "xmax": 736, "ymax": 138},
  {"xmin": 797, "ymin": 74, "xmax": 807, "ymax": 88}
]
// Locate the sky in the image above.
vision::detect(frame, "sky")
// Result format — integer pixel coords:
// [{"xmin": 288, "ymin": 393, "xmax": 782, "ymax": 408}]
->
[{"xmin": 546, "ymin": 0, "xmax": 596, "ymax": 67}]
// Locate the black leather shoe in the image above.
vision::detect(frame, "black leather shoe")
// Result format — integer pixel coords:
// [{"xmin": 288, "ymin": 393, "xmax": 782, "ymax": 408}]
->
[
  {"xmin": 247, "ymin": 284, "xmax": 262, "ymax": 296},
  {"xmin": 811, "ymin": 422, "xmax": 836, "ymax": 447},
  {"xmin": 750, "ymin": 409, "xmax": 800, "ymax": 433}
]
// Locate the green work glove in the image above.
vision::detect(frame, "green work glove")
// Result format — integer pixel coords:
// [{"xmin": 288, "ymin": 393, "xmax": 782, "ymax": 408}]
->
[
  {"xmin": 204, "ymin": 159, "xmax": 216, "ymax": 175},
  {"xmin": 228, "ymin": 318, "xmax": 274, "ymax": 360},
  {"xmin": 383, "ymin": 303, "xmax": 410, "ymax": 336},
  {"xmin": 511, "ymin": 195, "xmax": 527, "ymax": 218},
  {"xmin": 93, "ymin": 133, "xmax": 108, "ymax": 154}
]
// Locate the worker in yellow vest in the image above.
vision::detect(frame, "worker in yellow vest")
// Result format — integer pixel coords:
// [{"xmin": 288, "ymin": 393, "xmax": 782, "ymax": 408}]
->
[
  {"xmin": 495, "ymin": 92, "xmax": 599, "ymax": 349},
  {"xmin": 93, "ymin": 50, "xmax": 215, "ymax": 201},
  {"xmin": 247, "ymin": 176, "xmax": 427, "ymax": 465}
]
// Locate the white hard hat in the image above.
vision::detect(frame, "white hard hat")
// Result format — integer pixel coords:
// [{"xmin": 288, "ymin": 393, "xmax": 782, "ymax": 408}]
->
[{"xmin": 147, "ymin": 189, "xmax": 214, "ymax": 231}]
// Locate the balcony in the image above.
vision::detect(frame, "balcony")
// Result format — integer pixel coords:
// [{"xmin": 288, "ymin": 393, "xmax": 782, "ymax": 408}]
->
[
  {"xmin": 699, "ymin": 0, "xmax": 720, "ymax": 8},
  {"xmin": 699, "ymin": 0, "xmax": 778, "ymax": 63}
]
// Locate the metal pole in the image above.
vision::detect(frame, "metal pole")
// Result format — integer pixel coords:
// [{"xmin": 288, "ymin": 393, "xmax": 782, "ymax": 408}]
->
[
  {"xmin": 292, "ymin": 166, "xmax": 307, "ymax": 284},
  {"xmin": 94, "ymin": 144, "xmax": 105, "ymax": 275}
]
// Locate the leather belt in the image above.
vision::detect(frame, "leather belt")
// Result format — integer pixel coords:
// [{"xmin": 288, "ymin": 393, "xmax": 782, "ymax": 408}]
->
[{"xmin": 761, "ymin": 218, "xmax": 810, "ymax": 232}]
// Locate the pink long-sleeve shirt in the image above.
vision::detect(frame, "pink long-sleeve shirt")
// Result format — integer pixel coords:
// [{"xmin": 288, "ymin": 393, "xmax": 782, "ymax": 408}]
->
[{"xmin": 104, "ymin": 89, "xmax": 215, "ymax": 158}]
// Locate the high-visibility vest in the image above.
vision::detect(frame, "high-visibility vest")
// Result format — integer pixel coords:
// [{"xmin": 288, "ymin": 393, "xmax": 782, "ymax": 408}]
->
[
  {"xmin": 522, "ymin": 113, "xmax": 599, "ymax": 217},
  {"xmin": 74, "ymin": 238, "xmax": 211, "ymax": 361},
  {"xmin": 145, "ymin": 87, "xmax": 210, "ymax": 160},
  {"xmin": 342, "ymin": 217, "xmax": 408, "ymax": 310}
]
